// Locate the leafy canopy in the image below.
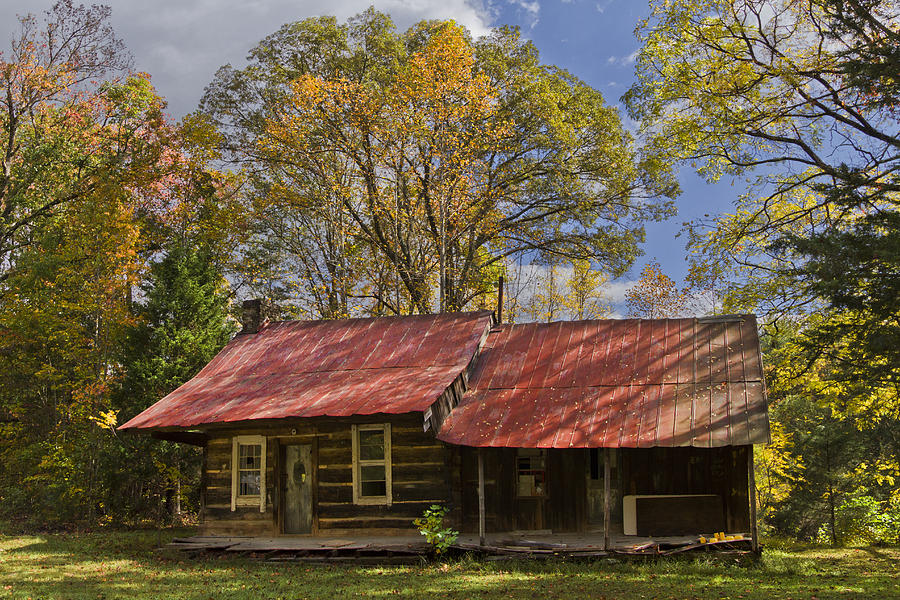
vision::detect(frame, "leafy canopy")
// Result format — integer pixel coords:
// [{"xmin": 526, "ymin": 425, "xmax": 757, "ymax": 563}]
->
[{"xmin": 202, "ymin": 10, "xmax": 677, "ymax": 316}]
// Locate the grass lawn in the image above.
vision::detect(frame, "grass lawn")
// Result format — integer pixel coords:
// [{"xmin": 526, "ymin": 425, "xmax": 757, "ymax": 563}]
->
[{"xmin": 1, "ymin": 529, "xmax": 897, "ymax": 599}]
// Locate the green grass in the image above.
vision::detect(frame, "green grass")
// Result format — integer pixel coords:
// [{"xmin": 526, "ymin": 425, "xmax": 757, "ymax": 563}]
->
[{"xmin": 1, "ymin": 529, "xmax": 897, "ymax": 599}]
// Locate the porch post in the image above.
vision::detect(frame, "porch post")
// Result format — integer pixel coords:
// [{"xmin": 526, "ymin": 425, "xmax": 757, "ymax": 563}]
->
[
  {"xmin": 603, "ymin": 448, "xmax": 611, "ymax": 551},
  {"xmin": 748, "ymin": 445, "xmax": 759, "ymax": 552},
  {"xmin": 478, "ymin": 448, "xmax": 486, "ymax": 546}
]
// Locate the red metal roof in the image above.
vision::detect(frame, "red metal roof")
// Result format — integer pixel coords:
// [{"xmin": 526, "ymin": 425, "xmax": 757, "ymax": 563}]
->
[
  {"xmin": 120, "ymin": 311, "xmax": 493, "ymax": 430},
  {"xmin": 437, "ymin": 316, "xmax": 770, "ymax": 448}
]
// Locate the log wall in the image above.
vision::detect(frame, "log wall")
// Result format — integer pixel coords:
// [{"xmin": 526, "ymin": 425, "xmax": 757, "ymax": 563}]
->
[{"xmin": 199, "ymin": 413, "xmax": 454, "ymax": 536}]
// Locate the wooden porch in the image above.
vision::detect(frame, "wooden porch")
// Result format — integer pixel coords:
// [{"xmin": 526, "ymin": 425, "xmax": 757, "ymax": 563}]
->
[{"xmin": 166, "ymin": 531, "xmax": 755, "ymax": 562}]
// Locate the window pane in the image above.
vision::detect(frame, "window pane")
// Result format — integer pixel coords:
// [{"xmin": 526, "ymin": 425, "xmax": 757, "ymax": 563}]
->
[
  {"xmin": 358, "ymin": 429, "xmax": 384, "ymax": 460},
  {"xmin": 360, "ymin": 465, "xmax": 385, "ymax": 482},
  {"xmin": 239, "ymin": 444, "xmax": 261, "ymax": 469},
  {"xmin": 361, "ymin": 480, "xmax": 387, "ymax": 497},
  {"xmin": 517, "ymin": 449, "xmax": 546, "ymax": 496},
  {"xmin": 239, "ymin": 471, "xmax": 260, "ymax": 496}
]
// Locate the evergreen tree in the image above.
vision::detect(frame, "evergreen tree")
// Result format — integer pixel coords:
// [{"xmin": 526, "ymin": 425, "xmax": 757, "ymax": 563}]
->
[
  {"xmin": 118, "ymin": 244, "xmax": 235, "ymax": 416},
  {"xmin": 104, "ymin": 243, "xmax": 236, "ymax": 522}
]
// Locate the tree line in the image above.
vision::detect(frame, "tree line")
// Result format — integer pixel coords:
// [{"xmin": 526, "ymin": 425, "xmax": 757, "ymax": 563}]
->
[{"xmin": 0, "ymin": 0, "xmax": 896, "ymax": 543}]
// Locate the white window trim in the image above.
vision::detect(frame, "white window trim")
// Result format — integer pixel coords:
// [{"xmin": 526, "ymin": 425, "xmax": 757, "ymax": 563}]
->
[
  {"xmin": 231, "ymin": 435, "xmax": 266, "ymax": 512},
  {"xmin": 351, "ymin": 423, "xmax": 392, "ymax": 506}
]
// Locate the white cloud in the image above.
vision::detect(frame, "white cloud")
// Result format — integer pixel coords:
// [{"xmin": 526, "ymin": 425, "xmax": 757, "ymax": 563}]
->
[
  {"xmin": 507, "ymin": 0, "xmax": 540, "ymax": 29},
  {"xmin": 594, "ymin": 0, "xmax": 614, "ymax": 14},
  {"xmin": 600, "ymin": 280, "xmax": 635, "ymax": 304},
  {"xmin": 1, "ymin": 0, "xmax": 493, "ymax": 117},
  {"xmin": 606, "ymin": 49, "xmax": 639, "ymax": 67}
]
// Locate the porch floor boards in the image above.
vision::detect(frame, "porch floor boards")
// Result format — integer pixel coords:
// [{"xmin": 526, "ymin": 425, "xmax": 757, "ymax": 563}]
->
[{"xmin": 167, "ymin": 532, "xmax": 753, "ymax": 558}]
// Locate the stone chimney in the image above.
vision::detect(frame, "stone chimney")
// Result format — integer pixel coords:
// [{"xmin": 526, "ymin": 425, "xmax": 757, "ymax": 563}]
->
[{"xmin": 241, "ymin": 299, "xmax": 264, "ymax": 334}]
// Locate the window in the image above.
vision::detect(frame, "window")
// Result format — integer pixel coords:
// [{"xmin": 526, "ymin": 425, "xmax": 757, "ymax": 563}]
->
[
  {"xmin": 517, "ymin": 448, "xmax": 546, "ymax": 497},
  {"xmin": 352, "ymin": 424, "xmax": 392, "ymax": 505},
  {"xmin": 231, "ymin": 435, "xmax": 266, "ymax": 512}
]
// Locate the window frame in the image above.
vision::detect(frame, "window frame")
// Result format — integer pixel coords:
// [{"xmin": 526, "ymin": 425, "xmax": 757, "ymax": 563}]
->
[
  {"xmin": 231, "ymin": 435, "xmax": 266, "ymax": 512},
  {"xmin": 351, "ymin": 423, "xmax": 392, "ymax": 506},
  {"xmin": 516, "ymin": 448, "xmax": 547, "ymax": 498}
]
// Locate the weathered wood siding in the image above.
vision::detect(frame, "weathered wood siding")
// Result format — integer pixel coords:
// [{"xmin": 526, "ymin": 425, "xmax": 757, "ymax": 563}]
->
[
  {"xmin": 619, "ymin": 446, "xmax": 751, "ymax": 533},
  {"xmin": 458, "ymin": 447, "xmax": 587, "ymax": 534},
  {"xmin": 199, "ymin": 413, "xmax": 454, "ymax": 536},
  {"xmin": 202, "ymin": 431, "xmax": 279, "ymax": 536},
  {"xmin": 456, "ymin": 445, "xmax": 750, "ymax": 536}
]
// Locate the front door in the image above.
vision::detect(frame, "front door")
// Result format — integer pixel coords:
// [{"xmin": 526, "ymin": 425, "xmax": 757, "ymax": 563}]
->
[{"xmin": 282, "ymin": 444, "xmax": 312, "ymax": 534}]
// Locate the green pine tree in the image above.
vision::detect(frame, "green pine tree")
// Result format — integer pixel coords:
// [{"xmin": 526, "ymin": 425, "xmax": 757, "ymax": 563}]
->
[{"xmin": 103, "ymin": 243, "xmax": 236, "ymax": 523}]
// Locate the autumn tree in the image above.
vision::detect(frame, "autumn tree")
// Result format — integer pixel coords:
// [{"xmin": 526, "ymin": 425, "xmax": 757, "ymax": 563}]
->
[
  {"xmin": 105, "ymin": 242, "xmax": 235, "ymax": 521},
  {"xmin": 626, "ymin": 0, "xmax": 900, "ymax": 402},
  {"xmin": 523, "ymin": 255, "xmax": 567, "ymax": 323},
  {"xmin": 758, "ymin": 324, "xmax": 900, "ymax": 545},
  {"xmin": 0, "ymin": 3, "xmax": 234, "ymax": 526},
  {"xmin": 564, "ymin": 259, "xmax": 612, "ymax": 320},
  {"xmin": 0, "ymin": 186, "xmax": 141, "ymax": 523},
  {"xmin": 521, "ymin": 256, "xmax": 611, "ymax": 322},
  {"xmin": 624, "ymin": 260, "xmax": 686, "ymax": 318},
  {"xmin": 202, "ymin": 10, "xmax": 677, "ymax": 316},
  {"xmin": 0, "ymin": 1, "xmax": 172, "ymax": 286}
]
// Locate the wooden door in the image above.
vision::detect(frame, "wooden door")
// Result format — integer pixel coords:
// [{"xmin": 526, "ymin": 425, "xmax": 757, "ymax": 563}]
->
[
  {"xmin": 282, "ymin": 444, "xmax": 312, "ymax": 534},
  {"xmin": 587, "ymin": 448, "xmax": 605, "ymax": 527}
]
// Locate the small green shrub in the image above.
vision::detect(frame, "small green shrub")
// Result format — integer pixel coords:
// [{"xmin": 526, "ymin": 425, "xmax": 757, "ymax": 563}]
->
[
  {"xmin": 816, "ymin": 493, "xmax": 900, "ymax": 546},
  {"xmin": 413, "ymin": 504, "xmax": 458, "ymax": 555}
]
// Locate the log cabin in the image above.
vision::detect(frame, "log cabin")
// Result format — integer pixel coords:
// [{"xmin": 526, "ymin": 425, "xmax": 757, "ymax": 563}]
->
[{"xmin": 120, "ymin": 301, "xmax": 770, "ymax": 548}]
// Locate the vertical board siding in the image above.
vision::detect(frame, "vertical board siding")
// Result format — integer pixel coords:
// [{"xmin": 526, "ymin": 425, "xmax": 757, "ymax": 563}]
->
[{"xmin": 619, "ymin": 446, "xmax": 751, "ymax": 534}]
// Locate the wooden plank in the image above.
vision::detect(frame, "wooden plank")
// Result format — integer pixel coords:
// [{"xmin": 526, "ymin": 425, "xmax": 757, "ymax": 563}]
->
[
  {"xmin": 478, "ymin": 448, "xmax": 485, "ymax": 546},
  {"xmin": 603, "ymin": 448, "xmax": 611, "ymax": 551},
  {"xmin": 317, "ymin": 501, "xmax": 437, "ymax": 519},
  {"xmin": 317, "ymin": 517, "xmax": 419, "ymax": 530},
  {"xmin": 748, "ymin": 445, "xmax": 759, "ymax": 552},
  {"xmin": 548, "ymin": 449, "xmax": 586, "ymax": 532},
  {"xmin": 317, "ymin": 466, "xmax": 352, "ymax": 484}
]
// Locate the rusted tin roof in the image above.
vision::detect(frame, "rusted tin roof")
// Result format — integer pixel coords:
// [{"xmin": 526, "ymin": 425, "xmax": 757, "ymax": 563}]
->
[
  {"xmin": 437, "ymin": 316, "xmax": 770, "ymax": 448},
  {"xmin": 120, "ymin": 311, "xmax": 493, "ymax": 430}
]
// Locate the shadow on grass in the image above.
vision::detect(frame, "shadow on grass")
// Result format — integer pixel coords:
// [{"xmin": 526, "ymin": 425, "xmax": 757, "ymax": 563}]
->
[{"xmin": 2, "ymin": 531, "xmax": 899, "ymax": 600}]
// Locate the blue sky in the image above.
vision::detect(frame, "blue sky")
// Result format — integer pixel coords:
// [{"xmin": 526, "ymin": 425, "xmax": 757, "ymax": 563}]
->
[
  {"xmin": 2, "ymin": 0, "xmax": 740, "ymax": 294},
  {"xmin": 489, "ymin": 0, "xmax": 739, "ymax": 288}
]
